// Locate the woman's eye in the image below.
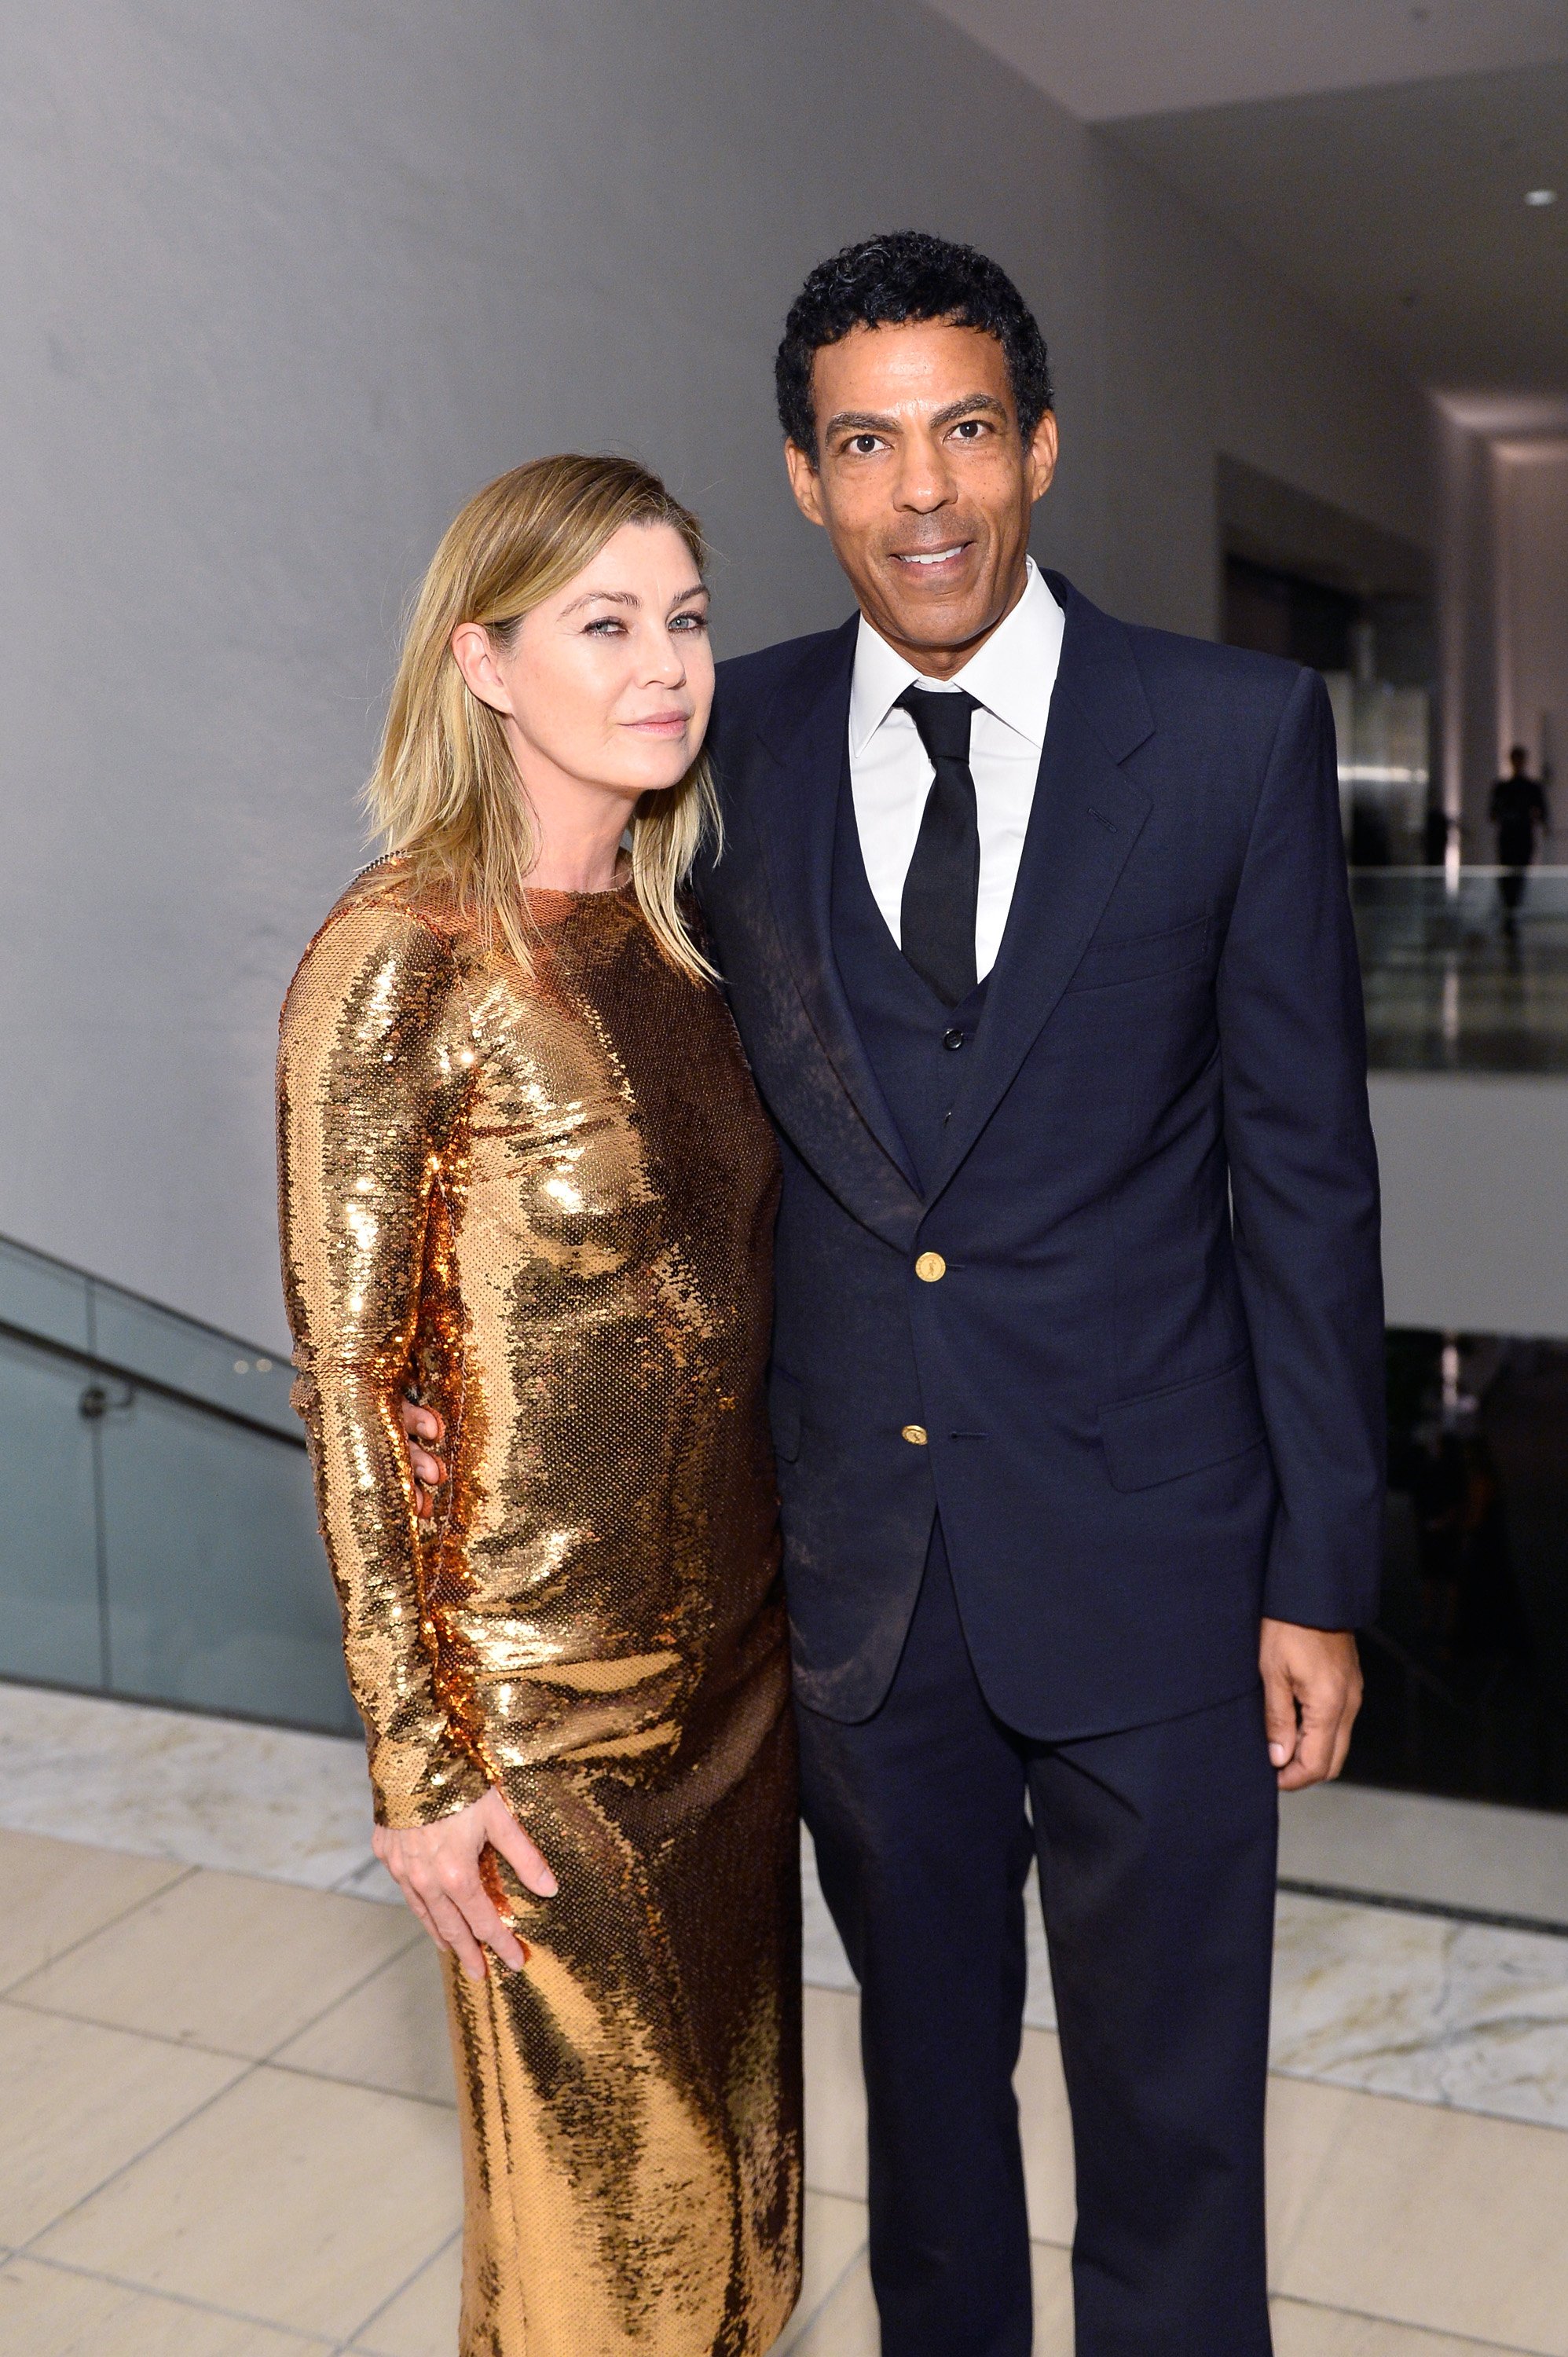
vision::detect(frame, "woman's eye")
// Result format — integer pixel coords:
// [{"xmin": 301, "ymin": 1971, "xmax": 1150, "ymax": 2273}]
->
[
  {"xmin": 584, "ymin": 617, "xmax": 625, "ymax": 636},
  {"xmin": 670, "ymin": 611, "xmax": 709, "ymax": 632}
]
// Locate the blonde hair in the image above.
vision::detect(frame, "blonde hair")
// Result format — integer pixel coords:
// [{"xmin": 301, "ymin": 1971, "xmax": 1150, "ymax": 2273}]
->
[{"xmin": 365, "ymin": 454, "xmax": 720, "ymax": 980}]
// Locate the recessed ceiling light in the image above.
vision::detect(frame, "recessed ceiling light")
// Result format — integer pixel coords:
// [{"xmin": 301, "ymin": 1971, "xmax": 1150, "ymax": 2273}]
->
[{"xmin": 1525, "ymin": 188, "xmax": 1558, "ymax": 207}]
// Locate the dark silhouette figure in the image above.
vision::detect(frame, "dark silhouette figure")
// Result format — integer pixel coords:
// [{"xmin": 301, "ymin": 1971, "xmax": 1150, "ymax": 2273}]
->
[{"xmin": 1489, "ymin": 746, "xmax": 1549, "ymax": 944}]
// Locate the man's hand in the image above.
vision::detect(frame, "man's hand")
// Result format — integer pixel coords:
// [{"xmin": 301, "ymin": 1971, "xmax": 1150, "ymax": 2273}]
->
[
  {"xmin": 400, "ymin": 1398, "xmax": 446, "ymax": 1517},
  {"xmin": 1258, "ymin": 1618, "xmax": 1363, "ymax": 1791},
  {"xmin": 373, "ymin": 1786, "xmax": 558, "ymax": 1983}
]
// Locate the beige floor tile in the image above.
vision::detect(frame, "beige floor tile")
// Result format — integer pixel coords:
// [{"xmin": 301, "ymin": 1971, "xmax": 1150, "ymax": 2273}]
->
[
  {"xmin": 273, "ymin": 1936, "xmax": 454, "ymax": 2106},
  {"xmin": 784, "ymin": 2247, "xmax": 1073, "ymax": 2355},
  {"xmin": 1270, "ymin": 2293, "xmax": 1525, "ymax": 2355},
  {"xmin": 350, "ymin": 2234, "xmax": 460, "ymax": 2357},
  {"xmin": 786, "ymin": 2250, "xmax": 880, "ymax": 2357},
  {"xmin": 1032, "ymin": 2241, "xmax": 1075, "ymax": 2354},
  {"xmin": 1277, "ymin": 2084, "xmax": 1568, "ymax": 2353},
  {"xmin": 35, "ymin": 2061, "xmax": 462, "ymax": 2341},
  {"xmin": 0, "ymin": 2254, "xmax": 324, "ymax": 2354},
  {"xmin": 1018, "ymin": 2026, "xmax": 1075, "ymax": 2249},
  {"xmin": 802, "ymin": 1985, "xmax": 866, "ymax": 2201},
  {"xmin": 1266, "ymin": 2075, "xmax": 1359, "ymax": 2282},
  {"xmin": 11, "ymin": 1867, "xmax": 416, "ymax": 2060},
  {"xmin": 775, "ymin": 2189, "xmax": 869, "ymax": 2354},
  {"xmin": 0, "ymin": 2002, "xmax": 243, "ymax": 2245},
  {"xmin": 0, "ymin": 1829, "xmax": 187, "ymax": 1993}
]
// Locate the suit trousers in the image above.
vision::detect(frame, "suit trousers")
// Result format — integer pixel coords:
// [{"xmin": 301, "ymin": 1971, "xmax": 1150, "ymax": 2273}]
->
[{"xmin": 797, "ymin": 1527, "xmax": 1278, "ymax": 2356}]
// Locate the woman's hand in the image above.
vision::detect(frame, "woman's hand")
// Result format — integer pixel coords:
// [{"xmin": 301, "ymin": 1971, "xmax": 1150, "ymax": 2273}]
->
[
  {"xmin": 401, "ymin": 1398, "xmax": 447, "ymax": 1517},
  {"xmin": 373, "ymin": 1786, "xmax": 558, "ymax": 1982}
]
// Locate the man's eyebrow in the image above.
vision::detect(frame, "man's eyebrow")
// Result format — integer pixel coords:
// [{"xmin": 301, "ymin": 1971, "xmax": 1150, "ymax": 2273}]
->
[{"xmin": 822, "ymin": 391, "xmax": 1010, "ymax": 441}]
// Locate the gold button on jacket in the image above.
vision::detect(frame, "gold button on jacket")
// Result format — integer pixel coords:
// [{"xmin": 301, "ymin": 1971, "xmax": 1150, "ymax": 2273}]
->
[
  {"xmin": 902, "ymin": 1423, "xmax": 929, "ymax": 1446},
  {"xmin": 915, "ymin": 1252, "xmax": 947, "ymax": 1283}
]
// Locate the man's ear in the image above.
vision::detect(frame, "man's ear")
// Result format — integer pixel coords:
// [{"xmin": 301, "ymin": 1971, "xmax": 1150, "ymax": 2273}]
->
[
  {"xmin": 783, "ymin": 439, "xmax": 827, "ymax": 529},
  {"xmin": 1026, "ymin": 410, "xmax": 1059, "ymax": 507}
]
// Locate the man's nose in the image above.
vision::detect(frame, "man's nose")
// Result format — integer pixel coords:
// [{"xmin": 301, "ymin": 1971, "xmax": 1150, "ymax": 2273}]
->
[{"xmin": 893, "ymin": 434, "xmax": 957, "ymax": 511}]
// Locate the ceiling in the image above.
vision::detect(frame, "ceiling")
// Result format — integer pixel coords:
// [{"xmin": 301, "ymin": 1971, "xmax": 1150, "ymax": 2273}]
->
[
  {"xmin": 923, "ymin": 1, "xmax": 1568, "ymax": 402},
  {"xmin": 923, "ymin": 0, "xmax": 1568, "ymax": 121}
]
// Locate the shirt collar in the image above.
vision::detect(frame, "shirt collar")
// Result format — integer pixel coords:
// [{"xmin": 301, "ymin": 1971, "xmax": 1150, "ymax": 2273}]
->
[{"xmin": 848, "ymin": 558, "xmax": 1064, "ymax": 756}]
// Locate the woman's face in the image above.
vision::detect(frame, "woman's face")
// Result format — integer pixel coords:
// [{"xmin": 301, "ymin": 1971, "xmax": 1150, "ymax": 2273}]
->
[{"xmin": 455, "ymin": 519, "xmax": 713, "ymax": 810}]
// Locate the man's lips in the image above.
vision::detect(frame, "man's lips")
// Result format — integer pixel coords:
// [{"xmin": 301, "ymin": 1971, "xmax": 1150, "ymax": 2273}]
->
[{"xmin": 888, "ymin": 541, "xmax": 973, "ymax": 574}]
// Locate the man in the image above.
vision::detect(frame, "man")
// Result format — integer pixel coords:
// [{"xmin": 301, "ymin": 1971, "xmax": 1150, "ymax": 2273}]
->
[
  {"xmin": 1489, "ymin": 742, "xmax": 1549, "ymax": 943},
  {"xmin": 408, "ymin": 231, "xmax": 1384, "ymax": 2354}
]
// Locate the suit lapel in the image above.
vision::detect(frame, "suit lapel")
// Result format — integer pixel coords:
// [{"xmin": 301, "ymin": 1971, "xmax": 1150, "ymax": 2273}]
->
[
  {"xmin": 749, "ymin": 620, "xmax": 923, "ymax": 1200},
  {"xmin": 924, "ymin": 578, "xmax": 1156, "ymax": 1207}
]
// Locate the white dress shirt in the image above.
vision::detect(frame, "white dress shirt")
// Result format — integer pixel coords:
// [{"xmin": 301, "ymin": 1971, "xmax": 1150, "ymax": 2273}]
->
[{"xmin": 848, "ymin": 558, "xmax": 1064, "ymax": 981}]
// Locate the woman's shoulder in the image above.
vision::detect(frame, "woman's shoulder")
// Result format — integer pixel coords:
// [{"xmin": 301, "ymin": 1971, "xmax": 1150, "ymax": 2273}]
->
[{"xmin": 280, "ymin": 858, "xmax": 470, "ymax": 1032}]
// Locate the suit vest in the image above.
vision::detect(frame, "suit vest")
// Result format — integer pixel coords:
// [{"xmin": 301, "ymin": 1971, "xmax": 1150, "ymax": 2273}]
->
[{"xmin": 830, "ymin": 760, "xmax": 989, "ymax": 1193}]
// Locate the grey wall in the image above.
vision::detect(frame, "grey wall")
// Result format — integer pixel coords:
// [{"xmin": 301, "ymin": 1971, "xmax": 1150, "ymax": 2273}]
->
[{"xmin": 0, "ymin": 0, "xmax": 1434, "ymax": 1348}]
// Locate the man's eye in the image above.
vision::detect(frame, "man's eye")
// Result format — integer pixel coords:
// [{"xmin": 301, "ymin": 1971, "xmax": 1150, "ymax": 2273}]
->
[
  {"xmin": 848, "ymin": 434, "xmax": 882, "ymax": 456},
  {"xmin": 952, "ymin": 420, "xmax": 987, "ymax": 441}
]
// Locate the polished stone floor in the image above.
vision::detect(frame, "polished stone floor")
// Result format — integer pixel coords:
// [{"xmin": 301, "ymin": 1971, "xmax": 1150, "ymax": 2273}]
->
[
  {"xmin": 1354, "ymin": 871, "xmax": 1568, "ymax": 1073},
  {"xmin": 5, "ymin": 1679, "xmax": 1568, "ymax": 2352}
]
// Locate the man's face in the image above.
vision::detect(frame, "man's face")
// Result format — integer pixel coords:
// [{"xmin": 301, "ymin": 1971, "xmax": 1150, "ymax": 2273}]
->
[{"xmin": 784, "ymin": 319, "xmax": 1057, "ymax": 678}]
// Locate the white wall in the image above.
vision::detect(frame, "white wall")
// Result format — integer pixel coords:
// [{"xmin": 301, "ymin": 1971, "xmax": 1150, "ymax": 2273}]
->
[
  {"xmin": 1497, "ymin": 442, "xmax": 1568, "ymax": 838},
  {"xmin": 1371, "ymin": 1076, "xmax": 1568, "ymax": 1341},
  {"xmin": 0, "ymin": 0, "xmax": 1434, "ymax": 1348}
]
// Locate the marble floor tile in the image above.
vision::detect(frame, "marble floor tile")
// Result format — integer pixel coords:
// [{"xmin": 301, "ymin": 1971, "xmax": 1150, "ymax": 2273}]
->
[
  {"xmin": 801, "ymin": 1984, "xmax": 865, "ymax": 2201},
  {"xmin": 782, "ymin": 2243, "xmax": 1076, "ymax": 2355},
  {"xmin": 34, "ymin": 2062, "xmax": 463, "ymax": 2341},
  {"xmin": 349, "ymin": 2233, "xmax": 460, "ymax": 2357},
  {"xmin": 0, "ymin": 1827, "xmax": 186, "ymax": 1992},
  {"xmin": 1277, "ymin": 2081, "xmax": 1568, "ymax": 2352},
  {"xmin": 1017, "ymin": 2026, "xmax": 1075, "ymax": 2248},
  {"xmin": 10, "ymin": 1868, "xmax": 417, "ymax": 2061},
  {"xmin": 0, "ymin": 2254, "xmax": 328, "ymax": 2355},
  {"xmin": 0, "ymin": 1683, "xmax": 376, "ymax": 1889},
  {"xmin": 1280, "ymin": 1783, "xmax": 1568, "ymax": 1926},
  {"xmin": 1271, "ymin": 1892, "xmax": 1568, "ymax": 2130},
  {"xmin": 775, "ymin": 2190, "xmax": 870, "ymax": 2355},
  {"xmin": 273, "ymin": 1936, "xmax": 454, "ymax": 2106},
  {"xmin": 1031, "ymin": 2242, "xmax": 1075, "ymax": 2354},
  {"xmin": 1271, "ymin": 2294, "xmax": 1530, "ymax": 2355},
  {"xmin": 0, "ymin": 2002, "xmax": 244, "ymax": 2245},
  {"xmin": 1265, "ymin": 2076, "xmax": 1360, "ymax": 2284},
  {"xmin": 782, "ymin": 2249, "xmax": 879, "ymax": 2357}
]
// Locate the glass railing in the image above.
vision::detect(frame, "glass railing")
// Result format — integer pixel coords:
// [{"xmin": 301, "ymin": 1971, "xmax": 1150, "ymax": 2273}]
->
[
  {"xmin": 0, "ymin": 1233, "xmax": 356, "ymax": 1735},
  {"xmin": 1352, "ymin": 866, "xmax": 1568, "ymax": 1072}
]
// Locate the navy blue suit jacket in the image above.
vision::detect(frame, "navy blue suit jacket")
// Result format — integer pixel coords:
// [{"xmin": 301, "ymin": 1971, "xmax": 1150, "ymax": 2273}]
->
[{"xmin": 699, "ymin": 573, "xmax": 1385, "ymax": 1736}]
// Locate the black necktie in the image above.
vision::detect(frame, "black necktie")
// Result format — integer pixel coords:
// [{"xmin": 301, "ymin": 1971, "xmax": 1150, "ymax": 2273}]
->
[{"xmin": 897, "ymin": 685, "xmax": 980, "ymax": 1006}]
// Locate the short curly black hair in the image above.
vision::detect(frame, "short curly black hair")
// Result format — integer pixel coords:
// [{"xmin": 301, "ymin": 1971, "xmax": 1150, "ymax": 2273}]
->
[{"xmin": 775, "ymin": 229, "xmax": 1053, "ymax": 463}]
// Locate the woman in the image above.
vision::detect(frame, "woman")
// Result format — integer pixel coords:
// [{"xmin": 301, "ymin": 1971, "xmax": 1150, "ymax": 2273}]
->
[{"xmin": 277, "ymin": 456, "xmax": 800, "ymax": 2356}]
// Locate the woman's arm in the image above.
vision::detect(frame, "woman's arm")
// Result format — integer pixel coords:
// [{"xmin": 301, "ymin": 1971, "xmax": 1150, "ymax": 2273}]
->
[{"xmin": 278, "ymin": 896, "xmax": 490, "ymax": 1826}]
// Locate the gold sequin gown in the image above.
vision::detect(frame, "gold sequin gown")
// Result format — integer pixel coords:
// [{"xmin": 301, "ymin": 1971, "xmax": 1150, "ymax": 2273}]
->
[{"xmin": 277, "ymin": 858, "xmax": 801, "ymax": 2357}]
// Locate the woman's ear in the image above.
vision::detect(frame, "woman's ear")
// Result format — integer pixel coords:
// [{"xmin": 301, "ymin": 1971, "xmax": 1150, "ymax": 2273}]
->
[{"xmin": 449, "ymin": 621, "xmax": 514, "ymax": 717}]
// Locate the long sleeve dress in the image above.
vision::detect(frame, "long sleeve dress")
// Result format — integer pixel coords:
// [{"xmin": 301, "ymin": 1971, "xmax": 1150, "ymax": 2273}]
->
[{"xmin": 277, "ymin": 856, "xmax": 801, "ymax": 2357}]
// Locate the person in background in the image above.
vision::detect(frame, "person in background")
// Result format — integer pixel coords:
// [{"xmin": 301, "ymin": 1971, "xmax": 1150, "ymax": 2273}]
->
[
  {"xmin": 1489, "ymin": 744, "xmax": 1549, "ymax": 944},
  {"xmin": 279, "ymin": 455, "xmax": 800, "ymax": 2357}
]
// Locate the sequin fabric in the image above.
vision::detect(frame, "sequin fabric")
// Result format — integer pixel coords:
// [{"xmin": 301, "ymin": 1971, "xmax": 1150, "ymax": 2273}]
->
[{"xmin": 277, "ymin": 857, "xmax": 800, "ymax": 2356}]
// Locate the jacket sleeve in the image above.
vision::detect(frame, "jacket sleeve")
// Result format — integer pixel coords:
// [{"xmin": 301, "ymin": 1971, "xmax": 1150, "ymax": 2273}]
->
[
  {"xmin": 1217, "ymin": 666, "xmax": 1386, "ymax": 1629},
  {"xmin": 277, "ymin": 897, "xmax": 490, "ymax": 1826}
]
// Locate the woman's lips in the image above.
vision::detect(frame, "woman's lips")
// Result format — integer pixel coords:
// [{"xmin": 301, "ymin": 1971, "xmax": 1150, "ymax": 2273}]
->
[{"xmin": 625, "ymin": 713, "xmax": 690, "ymax": 735}]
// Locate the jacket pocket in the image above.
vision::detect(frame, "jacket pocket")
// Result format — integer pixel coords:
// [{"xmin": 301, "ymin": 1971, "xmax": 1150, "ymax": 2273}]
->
[
  {"xmin": 1066, "ymin": 915, "xmax": 1210, "ymax": 992},
  {"xmin": 1099, "ymin": 1356, "xmax": 1266, "ymax": 1492},
  {"xmin": 768, "ymin": 1368, "xmax": 803, "ymax": 1464}
]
